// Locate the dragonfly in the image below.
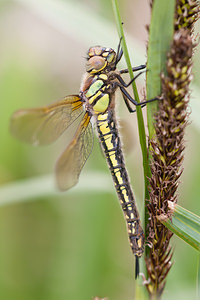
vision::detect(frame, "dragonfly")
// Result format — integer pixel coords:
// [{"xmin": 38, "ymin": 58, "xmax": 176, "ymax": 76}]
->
[{"xmin": 11, "ymin": 42, "xmax": 154, "ymax": 277}]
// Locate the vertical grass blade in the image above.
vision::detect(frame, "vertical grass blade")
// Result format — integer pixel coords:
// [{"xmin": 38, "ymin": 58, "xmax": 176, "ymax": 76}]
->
[
  {"xmin": 112, "ymin": 0, "xmax": 151, "ymax": 209},
  {"xmin": 146, "ymin": 0, "xmax": 175, "ymax": 138},
  {"xmin": 145, "ymin": 0, "xmax": 175, "ymax": 253}
]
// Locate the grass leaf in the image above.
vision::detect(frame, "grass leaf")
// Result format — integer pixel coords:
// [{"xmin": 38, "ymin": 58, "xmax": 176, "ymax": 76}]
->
[
  {"xmin": 145, "ymin": 0, "xmax": 175, "ymax": 251},
  {"xmin": 146, "ymin": 0, "xmax": 175, "ymax": 138},
  {"xmin": 162, "ymin": 203, "xmax": 200, "ymax": 252}
]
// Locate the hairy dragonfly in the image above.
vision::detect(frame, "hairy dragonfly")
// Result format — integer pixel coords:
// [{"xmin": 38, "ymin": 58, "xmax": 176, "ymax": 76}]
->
[{"xmin": 11, "ymin": 44, "xmax": 153, "ymax": 277}]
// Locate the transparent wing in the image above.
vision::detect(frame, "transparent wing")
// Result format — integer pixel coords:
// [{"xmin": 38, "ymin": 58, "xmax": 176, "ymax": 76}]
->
[
  {"xmin": 56, "ymin": 112, "xmax": 93, "ymax": 191},
  {"xmin": 10, "ymin": 95, "xmax": 83, "ymax": 145}
]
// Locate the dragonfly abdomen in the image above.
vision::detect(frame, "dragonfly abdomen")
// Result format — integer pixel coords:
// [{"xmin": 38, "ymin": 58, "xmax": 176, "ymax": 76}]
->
[{"xmin": 96, "ymin": 110, "xmax": 144, "ymax": 258}]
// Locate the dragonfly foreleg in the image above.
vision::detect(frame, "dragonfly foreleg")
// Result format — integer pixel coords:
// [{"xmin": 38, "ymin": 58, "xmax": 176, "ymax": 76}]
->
[
  {"xmin": 115, "ymin": 37, "xmax": 123, "ymax": 65},
  {"xmin": 120, "ymin": 64, "xmax": 146, "ymax": 74},
  {"xmin": 115, "ymin": 71, "xmax": 146, "ymax": 88}
]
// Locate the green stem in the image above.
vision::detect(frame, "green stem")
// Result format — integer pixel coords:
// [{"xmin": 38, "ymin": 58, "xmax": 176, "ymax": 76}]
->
[{"xmin": 112, "ymin": 0, "xmax": 151, "ymax": 223}]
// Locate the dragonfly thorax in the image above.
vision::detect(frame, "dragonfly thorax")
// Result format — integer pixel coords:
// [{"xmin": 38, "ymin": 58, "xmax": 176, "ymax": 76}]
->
[{"xmin": 86, "ymin": 46, "xmax": 117, "ymax": 74}]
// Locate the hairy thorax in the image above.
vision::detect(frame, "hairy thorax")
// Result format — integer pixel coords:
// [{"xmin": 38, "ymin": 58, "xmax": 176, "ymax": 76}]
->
[{"xmin": 80, "ymin": 70, "xmax": 121, "ymax": 115}]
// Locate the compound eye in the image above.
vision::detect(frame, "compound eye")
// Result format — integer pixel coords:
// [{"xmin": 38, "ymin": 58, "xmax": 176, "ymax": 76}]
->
[{"xmin": 86, "ymin": 56, "xmax": 107, "ymax": 73}]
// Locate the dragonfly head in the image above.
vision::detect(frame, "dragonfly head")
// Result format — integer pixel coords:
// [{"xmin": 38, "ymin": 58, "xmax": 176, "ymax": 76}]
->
[{"xmin": 86, "ymin": 46, "xmax": 117, "ymax": 74}]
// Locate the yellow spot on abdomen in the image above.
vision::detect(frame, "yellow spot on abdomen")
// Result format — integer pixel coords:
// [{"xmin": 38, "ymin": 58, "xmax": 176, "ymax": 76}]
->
[
  {"xmin": 137, "ymin": 237, "xmax": 142, "ymax": 248},
  {"xmin": 114, "ymin": 169, "xmax": 123, "ymax": 185},
  {"xmin": 99, "ymin": 123, "xmax": 110, "ymax": 134},
  {"xmin": 122, "ymin": 189, "xmax": 129, "ymax": 202}
]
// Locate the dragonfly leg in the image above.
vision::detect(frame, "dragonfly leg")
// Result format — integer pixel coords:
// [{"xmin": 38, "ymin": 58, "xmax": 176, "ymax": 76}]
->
[
  {"xmin": 115, "ymin": 37, "xmax": 123, "ymax": 65},
  {"xmin": 122, "ymin": 93, "xmax": 135, "ymax": 113},
  {"xmin": 119, "ymin": 84, "xmax": 161, "ymax": 113},
  {"xmin": 115, "ymin": 34, "xmax": 146, "ymax": 73},
  {"xmin": 120, "ymin": 64, "xmax": 146, "ymax": 74},
  {"xmin": 115, "ymin": 71, "xmax": 146, "ymax": 88},
  {"xmin": 115, "ymin": 37, "xmax": 146, "ymax": 73}
]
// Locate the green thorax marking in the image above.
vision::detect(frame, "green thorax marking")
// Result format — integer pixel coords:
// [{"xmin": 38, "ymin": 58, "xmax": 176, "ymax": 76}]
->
[
  {"xmin": 85, "ymin": 79, "xmax": 104, "ymax": 98},
  {"xmin": 85, "ymin": 74, "xmax": 110, "ymax": 114}
]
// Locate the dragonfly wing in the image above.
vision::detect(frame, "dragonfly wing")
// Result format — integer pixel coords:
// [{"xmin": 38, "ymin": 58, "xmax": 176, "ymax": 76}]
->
[
  {"xmin": 56, "ymin": 112, "xmax": 93, "ymax": 191},
  {"xmin": 10, "ymin": 95, "xmax": 83, "ymax": 145}
]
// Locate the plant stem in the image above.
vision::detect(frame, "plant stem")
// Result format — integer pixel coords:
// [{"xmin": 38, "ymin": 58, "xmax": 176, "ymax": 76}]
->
[{"xmin": 112, "ymin": 0, "xmax": 151, "ymax": 227}]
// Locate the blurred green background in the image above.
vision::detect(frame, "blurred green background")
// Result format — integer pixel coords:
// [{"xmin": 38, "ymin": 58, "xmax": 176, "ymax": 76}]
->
[{"xmin": 0, "ymin": 0, "xmax": 199, "ymax": 299}]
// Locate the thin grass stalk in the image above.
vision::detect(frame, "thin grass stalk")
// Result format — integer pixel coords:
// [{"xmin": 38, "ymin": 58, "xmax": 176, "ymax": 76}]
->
[{"xmin": 112, "ymin": 0, "xmax": 151, "ymax": 206}]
